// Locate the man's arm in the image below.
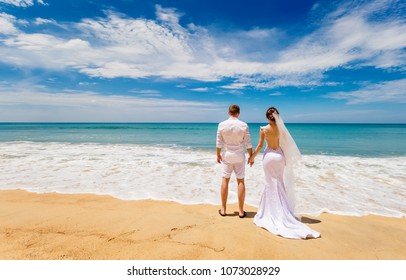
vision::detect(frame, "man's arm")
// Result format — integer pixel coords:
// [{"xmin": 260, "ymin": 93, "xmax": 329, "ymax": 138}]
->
[
  {"xmin": 244, "ymin": 124, "xmax": 252, "ymax": 148},
  {"xmin": 216, "ymin": 125, "xmax": 223, "ymax": 163},
  {"xmin": 216, "ymin": 147, "xmax": 222, "ymax": 163},
  {"xmin": 244, "ymin": 124, "xmax": 253, "ymax": 158},
  {"xmin": 246, "ymin": 147, "xmax": 253, "ymax": 165}
]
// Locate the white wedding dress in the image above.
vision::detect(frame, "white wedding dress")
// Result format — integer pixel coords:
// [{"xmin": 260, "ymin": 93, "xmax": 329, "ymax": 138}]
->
[{"xmin": 253, "ymin": 146, "xmax": 321, "ymax": 239}]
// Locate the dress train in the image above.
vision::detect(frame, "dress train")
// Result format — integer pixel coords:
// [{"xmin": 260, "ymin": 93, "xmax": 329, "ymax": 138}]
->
[{"xmin": 253, "ymin": 147, "xmax": 320, "ymax": 239}]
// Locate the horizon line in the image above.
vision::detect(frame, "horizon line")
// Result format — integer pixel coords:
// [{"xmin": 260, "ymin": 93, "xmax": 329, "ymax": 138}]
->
[{"xmin": 1, "ymin": 122, "xmax": 405, "ymax": 125}]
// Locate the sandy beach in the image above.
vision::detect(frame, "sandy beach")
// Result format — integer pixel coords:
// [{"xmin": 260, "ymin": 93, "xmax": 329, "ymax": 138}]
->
[{"xmin": 0, "ymin": 189, "xmax": 405, "ymax": 260}]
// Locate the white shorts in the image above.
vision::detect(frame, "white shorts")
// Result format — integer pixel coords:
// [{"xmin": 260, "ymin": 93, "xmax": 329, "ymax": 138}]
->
[{"xmin": 222, "ymin": 160, "xmax": 245, "ymax": 179}]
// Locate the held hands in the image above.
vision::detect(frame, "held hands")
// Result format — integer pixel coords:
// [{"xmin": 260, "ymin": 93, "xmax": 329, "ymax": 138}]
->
[{"xmin": 248, "ymin": 156, "xmax": 255, "ymax": 167}]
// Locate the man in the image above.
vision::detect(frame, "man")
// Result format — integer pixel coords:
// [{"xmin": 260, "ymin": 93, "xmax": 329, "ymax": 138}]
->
[{"xmin": 216, "ymin": 104, "xmax": 252, "ymax": 218}]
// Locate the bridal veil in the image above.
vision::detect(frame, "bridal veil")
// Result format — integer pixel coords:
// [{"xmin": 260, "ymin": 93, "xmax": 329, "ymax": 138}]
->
[{"xmin": 274, "ymin": 113, "xmax": 301, "ymax": 214}]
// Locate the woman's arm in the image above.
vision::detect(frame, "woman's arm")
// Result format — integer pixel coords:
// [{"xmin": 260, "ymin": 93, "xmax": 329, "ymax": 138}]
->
[{"xmin": 248, "ymin": 128, "xmax": 265, "ymax": 166}]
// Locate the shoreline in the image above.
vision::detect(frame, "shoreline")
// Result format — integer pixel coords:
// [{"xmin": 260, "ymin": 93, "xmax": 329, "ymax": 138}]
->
[{"xmin": 1, "ymin": 189, "xmax": 405, "ymax": 260}]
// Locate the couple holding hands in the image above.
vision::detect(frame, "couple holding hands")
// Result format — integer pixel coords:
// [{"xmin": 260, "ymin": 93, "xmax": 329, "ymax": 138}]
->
[{"xmin": 216, "ymin": 105, "xmax": 320, "ymax": 239}]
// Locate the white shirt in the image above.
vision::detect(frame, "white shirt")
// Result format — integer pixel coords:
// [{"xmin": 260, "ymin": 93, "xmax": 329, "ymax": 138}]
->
[{"xmin": 216, "ymin": 117, "xmax": 252, "ymax": 154}]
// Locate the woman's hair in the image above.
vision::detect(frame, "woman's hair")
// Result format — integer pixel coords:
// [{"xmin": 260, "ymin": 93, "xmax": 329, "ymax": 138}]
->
[{"xmin": 265, "ymin": 107, "xmax": 279, "ymax": 120}]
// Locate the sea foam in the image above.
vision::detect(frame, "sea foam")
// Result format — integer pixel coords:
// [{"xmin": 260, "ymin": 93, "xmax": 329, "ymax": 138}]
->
[{"xmin": 0, "ymin": 142, "xmax": 405, "ymax": 217}]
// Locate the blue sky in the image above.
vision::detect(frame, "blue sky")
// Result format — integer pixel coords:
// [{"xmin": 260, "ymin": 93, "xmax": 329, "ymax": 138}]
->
[{"xmin": 0, "ymin": 0, "xmax": 405, "ymax": 123}]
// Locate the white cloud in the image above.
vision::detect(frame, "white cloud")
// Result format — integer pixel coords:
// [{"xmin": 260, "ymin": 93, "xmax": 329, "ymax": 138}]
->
[
  {"xmin": 189, "ymin": 87, "xmax": 210, "ymax": 92},
  {"xmin": 325, "ymin": 79, "xmax": 406, "ymax": 104},
  {"xmin": 4, "ymin": 33, "xmax": 60, "ymax": 50},
  {"xmin": 0, "ymin": 12, "xmax": 18, "ymax": 34},
  {"xmin": 0, "ymin": 0, "xmax": 33, "ymax": 7},
  {"xmin": 0, "ymin": 82, "xmax": 222, "ymax": 122},
  {"xmin": 74, "ymin": 9, "xmax": 221, "ymax": 81},
  {"xmin": 33, "ymin": 17, "xmax": 64, "ymax": 29},
  {"xmin": 0, "ymin": 1, "xmax": 405, "ymax": 94},
  {"xmin": 270, "ymin": 16, "xmax": 406, "ymax": 77},
  {"xmin": 0, "ymin": 8, "xmax": 280, "ymax": 82},
  {"xmin": 81, "ymin": 62, "xmax": 150, "ymax": 79},
  {"xmin": 221, "ymin": 89, "xmax": 244, "ymax": 96},
  {"xmin": 219, "ymin": 83, "xmax": 249, "ymax": 90},
  {"xmin": 78, "ymin": 82, "xmax": 97, "ymax": 86},
  {"xmin": 226, "ymin": 0, "xmax": 406, "ymax": 88},
  {"xmin": 155, "ymin": 4, "xmax": 183, "ymax": 25},
  {"xmin": 1, "ymin": 30, "xmax": 96, "ymax": 69},
  {"xmin": 0, "ymin": 0, "xmax": 45, "ymax": 7},
  {"xmin": 33, "ymin": 18, "xmax": 54, "ymax": 25},
  {"xmin": 129, "ymin": 89, "xmax": 162, "ymax": 97}
]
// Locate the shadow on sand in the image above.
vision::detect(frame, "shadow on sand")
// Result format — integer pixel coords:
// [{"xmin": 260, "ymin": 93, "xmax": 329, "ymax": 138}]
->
[
  {"xmin": 232, "ymin": 211, "xmax": 257, "ymax": 219},
  {"xmin": 300, "ymin": 216, "xmax": 321, "ymax": 224}
]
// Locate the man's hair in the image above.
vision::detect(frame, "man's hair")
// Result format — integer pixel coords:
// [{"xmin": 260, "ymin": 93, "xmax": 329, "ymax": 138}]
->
[
  {"xmin": 266, "ymin": 106, "xmax": 280, "ymax": 120},
  {"xmin": 228, "ymin": 104, "xmax": 240, "ymax": 115}
]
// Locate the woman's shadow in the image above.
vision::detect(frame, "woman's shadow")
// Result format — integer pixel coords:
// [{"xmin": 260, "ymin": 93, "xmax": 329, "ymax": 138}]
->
[
  {"xmin": 300, "ymin": 216, "xmax": 321, "ymax": 224},
  {"xmin": 232, "ymin": 212, "xmax": 321, "ymax": 223}
]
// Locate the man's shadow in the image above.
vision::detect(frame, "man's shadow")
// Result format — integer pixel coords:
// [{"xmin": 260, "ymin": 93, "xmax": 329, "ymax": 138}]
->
[{"xmin": 232, "ymin": 211, "xmax": 256, "ymax": 218}]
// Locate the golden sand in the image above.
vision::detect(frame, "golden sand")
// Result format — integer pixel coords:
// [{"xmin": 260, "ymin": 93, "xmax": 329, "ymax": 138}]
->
[{"xmin": 0, "ymin": 190, "xmax": 405, "ymax": 260}]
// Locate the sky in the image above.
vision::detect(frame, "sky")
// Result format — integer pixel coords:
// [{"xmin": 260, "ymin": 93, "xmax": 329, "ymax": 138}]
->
[{"xmin": 0, "ymin": 0, "xmax": 405, "ymax": 123}]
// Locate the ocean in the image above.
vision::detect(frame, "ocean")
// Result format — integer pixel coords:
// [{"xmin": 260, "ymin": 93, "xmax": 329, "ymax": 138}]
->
[{"xmin": 0, "ymin": 123, "xmax": 405, "ymax": 217}]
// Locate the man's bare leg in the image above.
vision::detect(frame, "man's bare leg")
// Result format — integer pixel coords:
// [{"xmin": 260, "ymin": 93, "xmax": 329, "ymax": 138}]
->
[
  {"xmin": 220, "ymin": 177, "xmax": 230, "ymax": 215},
  {"xmin": 237, "ymin": 178, "xmax": 245, "ymax": 217}
]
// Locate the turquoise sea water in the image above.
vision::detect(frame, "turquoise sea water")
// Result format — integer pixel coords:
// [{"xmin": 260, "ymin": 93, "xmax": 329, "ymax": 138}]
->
[
  {"xmin": 0, "ymin": 122, "xmax": 405, "ymax": 157},
  {"xmin": 1, "ymin": 122, "xmax": 405, "ymax": 217}
]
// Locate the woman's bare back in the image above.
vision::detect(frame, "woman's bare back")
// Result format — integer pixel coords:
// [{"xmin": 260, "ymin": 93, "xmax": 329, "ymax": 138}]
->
[{"xmin": 262, "ymin": 124, "xmax": 280, "ymax": 150}]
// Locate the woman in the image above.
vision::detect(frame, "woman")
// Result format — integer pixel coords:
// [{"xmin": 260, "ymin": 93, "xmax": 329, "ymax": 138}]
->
[{"xmin": 249, "ymin": 107, "xmax": 320, "ymax": 239}]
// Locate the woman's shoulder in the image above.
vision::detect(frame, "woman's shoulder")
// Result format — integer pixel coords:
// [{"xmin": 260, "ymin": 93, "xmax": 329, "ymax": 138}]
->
[{"xmin": 260, "ymin": 125, "xmax": 269, "ymax": 135}]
